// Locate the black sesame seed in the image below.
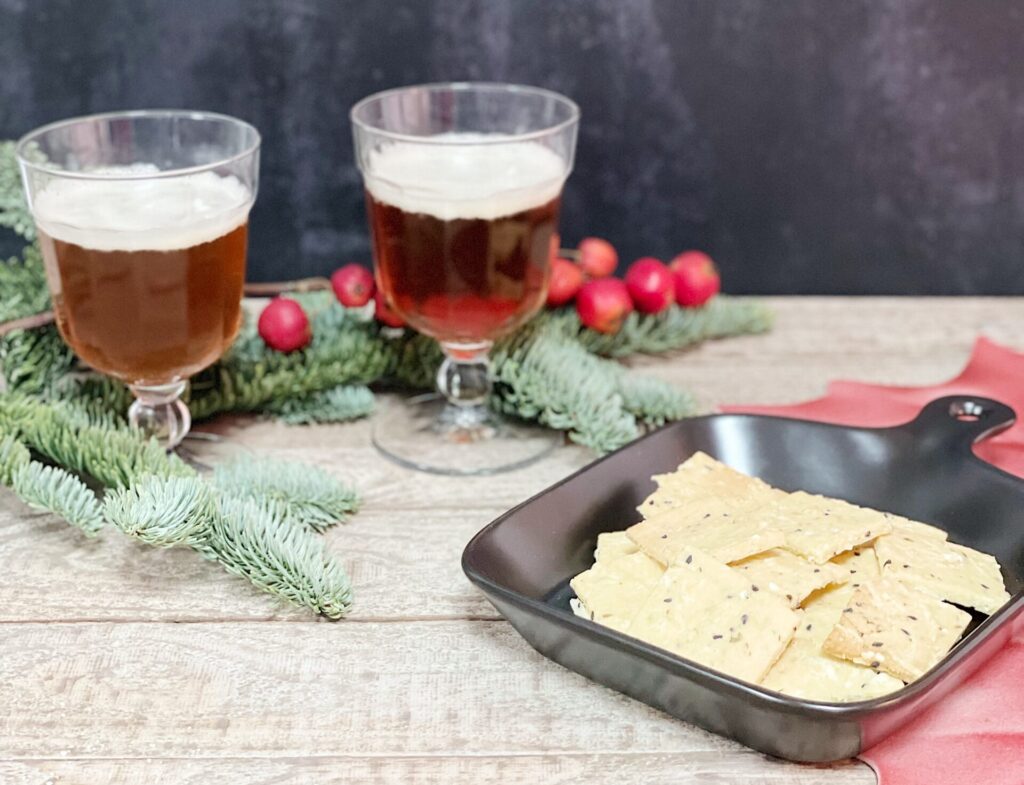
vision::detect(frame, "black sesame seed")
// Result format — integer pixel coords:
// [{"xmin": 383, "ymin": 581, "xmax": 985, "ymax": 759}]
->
[
  {"xmin": 685, "ymin": 554, "xmax": 693, "ymax": 564},
  {"xmin": 908, "ymin": 615, "xmax": 918, "ymax": 621},
  {"xmin": 813, "ymin": 568, "xmax": 821, "ymax": 573},
  {"xmin": 741, "ymin": 614, "xmax": 748, "ymax": 625},
  {"xmin": 751, "ymin": 585, "xmax": 760, "ymax": 592},
  {"xmin": 903, "ymin": 564, "xmax": 910, "ymax": 569},
  {"xmin": 663, "ymin": 598, "xmax": 673, "ymax": 603},
  {"xmin": 883, "ymin": 560, "xmax": 892, "ymax": 567},
  {"xmin": 865, "ymin": 531, "xmax": 871, "ymax": 537},
  {"xmin": 806, "ymin": 624, "xmax": 812, "ymax": 631},
  {"xmin": 703, "ymin": 513, "xmax": 711, "ymax": 519},
  {"xmin": 660, "ymin": 534, "xmax": 668, "ymax": 539},
  {"xmin": 981, "ymin": 583, "xmax": 989, "ymax": 589},
  {"xmin": 850, "ymin": 570, "xmax": 858, "ymax": 574},
  {"xmin": 843, "ymin": 608, "xmax": 853, "ymax": 613},
  {"xmin": 871, "ymin": 641, "xmax": 884, "ymax": 647},
  {"xmin": 901, "ymin": 629, "xmax": 910, "ymax": 636},
  {"xmin": 870, "ymin": 661, "xmax": 880, "ymax": 668},
  {"xmin": 712, "ymin": 634, "xmax": 723, "ymax": 640}
]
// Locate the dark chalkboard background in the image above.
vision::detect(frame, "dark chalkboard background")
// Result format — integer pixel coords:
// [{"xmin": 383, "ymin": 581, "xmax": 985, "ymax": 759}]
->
[{"xmin": 1, "ymin": 0, "xmax": 1021, "ymax": 294}]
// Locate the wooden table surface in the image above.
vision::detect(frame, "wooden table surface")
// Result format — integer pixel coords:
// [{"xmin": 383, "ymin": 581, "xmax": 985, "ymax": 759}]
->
[{"xmin": 2, "ymin": 297, "xmax": 1021, "ymax": 785}]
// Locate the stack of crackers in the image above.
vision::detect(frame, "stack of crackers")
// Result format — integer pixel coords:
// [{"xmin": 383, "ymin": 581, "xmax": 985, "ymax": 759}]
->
[{"xmin": 569, "ymin": 452, "xmax": 1009, "ymax": 702}]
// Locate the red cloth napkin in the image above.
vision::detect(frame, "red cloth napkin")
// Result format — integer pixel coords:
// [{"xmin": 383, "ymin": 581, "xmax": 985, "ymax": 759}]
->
[{"xmin": 722, "ymin": 336, "xmax": 1024, "ymax": 785}]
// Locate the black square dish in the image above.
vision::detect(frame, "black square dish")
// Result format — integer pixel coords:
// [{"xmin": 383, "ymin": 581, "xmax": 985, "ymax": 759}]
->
[{"xmin": 462, "ymin": 396, "xmax": 1024, "ymax": 762}]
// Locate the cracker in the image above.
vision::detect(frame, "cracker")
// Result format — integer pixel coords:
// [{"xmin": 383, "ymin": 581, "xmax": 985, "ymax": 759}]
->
[
  {"xmin": 765, "ymin": 491, "xmax": 894, "ymax": 564},
  {"xmin": 889, "ymin": 514, "xmax": 948, "ymax": 541},
  {"xmin": 761, "ymin": 584, "xmax": 904, "ymax": 701},
  {"xmin": 875, "ymin": 531, "xmax": 1009, "ymax": 614},
  {"xmin": 638, "ymin": 451, "xmax": 771, "ymax": 516},
  {"xmin": 821, "ymin": 578, "xmax": 971, "ymax": 682},
  {"xmin": 569, "ymin": 549, "xmax": 665, "ymax": 632},
  {"xmin": 627, "ymin": 497, "xmax": 785, "ymax": 565},
  {"xmin": 731, "ymin": 548, "xmax": 848, "ymax": 608},
  {"xmin": 830, "ymin": 545, "xmax": 881, "ymax": 587},
  {"xmin": 627, "ymin": 547, "xmax": 799, "ymax": 683},
  {"xmin": 594, "ymin": 531, "xmax": 638, "ymax": 563}
]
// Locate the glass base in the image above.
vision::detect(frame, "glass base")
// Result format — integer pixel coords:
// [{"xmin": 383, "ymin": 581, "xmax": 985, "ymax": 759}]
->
[{"xmin": 372, "ymin": 393, "xmax": 560, "ymax": 476}]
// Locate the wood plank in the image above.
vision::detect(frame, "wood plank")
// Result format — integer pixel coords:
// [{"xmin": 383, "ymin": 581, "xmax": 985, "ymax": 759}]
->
[
  {"xmin": 0, "ymin": 619, "xmax": 864, "ymax": 782},
  {"xmin": 1, "ymin": 753, "xmax": 873, "ymax": 784},
  {"xmin": 0, "ymin": 490, "xmax": 503, "ymax": 622}
]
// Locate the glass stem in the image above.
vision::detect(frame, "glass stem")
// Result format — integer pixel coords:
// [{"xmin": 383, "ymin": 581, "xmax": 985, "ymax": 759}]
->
[
  {"xmin": 436, "ymin": 341, "xmax": 493, "ymax": 429},
  {"xmin": 128, "ymin": 381, "xmax": 191, "ymax": 451}
]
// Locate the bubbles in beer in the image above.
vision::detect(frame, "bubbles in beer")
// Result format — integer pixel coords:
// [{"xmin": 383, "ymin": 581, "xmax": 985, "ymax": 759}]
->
[
  {"xmin": 363, "ymin": 133, "xmax": 566, "ymax": 221},
  {"xmin": 32, "ymin": 167, "xmax": 252, "ymax": 252}
]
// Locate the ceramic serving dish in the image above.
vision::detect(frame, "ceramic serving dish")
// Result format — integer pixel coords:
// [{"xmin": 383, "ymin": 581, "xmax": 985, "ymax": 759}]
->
[{"xmin": 462, "ymin": 395, "xmax": 1024, "ymax": 762}]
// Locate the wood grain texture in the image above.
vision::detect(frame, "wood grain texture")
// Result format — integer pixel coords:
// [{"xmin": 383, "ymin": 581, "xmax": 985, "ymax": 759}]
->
[
  {"xmin": 1, "ymin": 754, "xmax": 869, "ymax": 785},
  {"xmin": 5, "ymin": 297, "xmax": 1018, "ymax": 783}
]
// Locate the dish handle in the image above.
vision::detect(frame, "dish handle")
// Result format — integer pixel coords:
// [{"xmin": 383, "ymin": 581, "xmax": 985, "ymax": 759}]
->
[{"xmin": 902, "ymin": 395, "xmax": 1016, "ymax": 452}]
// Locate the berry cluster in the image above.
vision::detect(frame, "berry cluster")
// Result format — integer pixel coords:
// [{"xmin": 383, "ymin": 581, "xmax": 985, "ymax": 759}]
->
[
  {"xmin": 550, "ymin": 237, "xmax": 721, "ymax": 334},
  {"xmin": 257, "ymin": 242, "xmax": 722, "ymax": 351},
  {"xmin": 258, "ymin": 264, "xmax": 404, "ymax": 352}
]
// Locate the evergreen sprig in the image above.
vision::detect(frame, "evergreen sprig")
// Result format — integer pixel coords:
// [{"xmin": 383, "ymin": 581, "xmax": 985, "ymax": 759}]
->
[
  {"xmin": 0, "ymin": 140, "xmax": 35, "ymax": 241},
  {"xmin": 11, "ymin": 461, "xmax": 105, "ymax": 536},
  {"xmin": 0, "ymin": 431, "xmax": 30, "ymax": 485},
  {"xmin": 261, "ymin": 384, "xmax": 375, "ymax": 425},
  {"xmin": 0, "ymin": 393, "xmax": 192, "ymax": 489},
  {"xmin": 104, "ymin": 475, "xmax": 214, "ymax": 547},
  {"xmin": 212, "ymin": 455, "xmax": 360, "ymax": 533},
  {"xmin": 104, "ymin": 473, "xmax": 353, "ymax": 617},
  {"xmin": 202, "ymin": 494, "xmax": 353, "ymax": 619}
]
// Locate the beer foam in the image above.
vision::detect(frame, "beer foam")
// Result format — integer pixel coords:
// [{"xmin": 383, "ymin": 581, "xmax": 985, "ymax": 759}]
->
[
  {"xmin": 363, "ymin": 134, "xmax": 566, "ymax": 221},
  {"xmin": 32, "ymin": 166, "xmax": 253, "ymax": 252}
]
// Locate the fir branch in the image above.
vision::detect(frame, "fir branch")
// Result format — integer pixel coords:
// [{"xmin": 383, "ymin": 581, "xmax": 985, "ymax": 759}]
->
[
  {"xmin": 202, "ymin": 494, "xmax": 353, "ymax": 619},
  {"xmin": 0, "ymin": 432, "xmax": 30, "ymax": 485},
  {"xmin": 212, "ymin": 455, "xmax": 359, "ymax": 533},
  {"xmin": 262, "ymin": 384, "xmax": 375, "ymax": 425},
  {"xmin": 10, "ymin": 461, "xmax": 104, "ymax": 536},
  {"xmin": 0, "ymin": 245, "xmax": 49, "ymax": 322},
  {"xmin": 104, "ymin": 475, "xmax": 214, "ymax": 547},
  {"xmin": 0, "ymin": 141, "xmax": 35, "ymax": 241},
  {"xmin": 186, "ymin": 302, "xmax": 392, "ymax": 420},
  {"xmin": 546, "ymin": 295, "xmax": 773, "ymax": 358},
  {"xmin": 491, "ymin": 323, "xmax": 639, "ymax": 452},
  {"xmin": 616, "ymin": 372, "xmax": 698, "ymax": 426},
  {"xmin": 0, "ymin": 393, "xmax": 193, "ymax": 489}
]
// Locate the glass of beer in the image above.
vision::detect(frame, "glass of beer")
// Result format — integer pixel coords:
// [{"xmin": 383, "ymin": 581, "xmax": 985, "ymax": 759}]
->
[
  {"xmin": 16, "ymin": 110, "xmax": 259, "ymax": 449},
  {"xmin": 351, "ymin": 83, "xmax": 579, "ymax": 474}
]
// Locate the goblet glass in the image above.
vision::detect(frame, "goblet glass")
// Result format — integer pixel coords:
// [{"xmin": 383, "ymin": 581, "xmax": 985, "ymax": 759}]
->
[
  {"xmin": 17, "ymin": 110, "xmax": 260, "ymax": 449},
  {"xmin": 351, "ymin": 82, "xmax": 579, "ymax": 475}
]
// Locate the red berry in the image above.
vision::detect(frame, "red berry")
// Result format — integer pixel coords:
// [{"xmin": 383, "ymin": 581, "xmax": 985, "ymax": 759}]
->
[
  {"xmin": 669, "ymin": 250, "xmax": 721, "ymax": 307},
  {"xmin": 547, "ymin": 257, "xmax": 585, "ymax": 307},
  {"xmin": 624, "ymin": 257, "xmax": 675, "ymax": 314},
  {"xmin": 331, "ymin": 263, "xmax": 375, "ymax": 307},
  {"xmin": 258, "ymin": 297, "xmax": 311, "ymax": 353},
  {"xmin": 576, "ymin": 278, "xmax": 633, "ymax": 334},
  {"xmin": 578, "ymin": 237, "xmax": 618, "ymax": 278},
  {"xmin": 374, "ymin": 290, "xmax": 405, "ymax": 328}
]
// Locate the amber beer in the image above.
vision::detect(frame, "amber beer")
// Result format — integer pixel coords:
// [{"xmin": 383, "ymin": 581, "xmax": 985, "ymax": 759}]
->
[
  {"xmin": 33, "ymin": 171, "xmax": 252, "ymax": 386},
  {"xmin": 364, "ymin": 136, "xmax": 565, "ymax": 344}
]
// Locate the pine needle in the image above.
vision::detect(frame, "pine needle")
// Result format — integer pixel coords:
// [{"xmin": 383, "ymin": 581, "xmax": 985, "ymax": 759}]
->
[
  {"xmin": 104, "ymin": 475, "xmax": 214, "ymax": 547},
  {"xmin": 492, "ymin": 323, "xmax": 639, "ymax": 452},
  {"xmin": 0, "ymin": 141, "xmax": 35, "ymax": 241},
  {"xmin": 11, "ymin": 461, "xmax": 104, "ymax": 536},
  {"xmin": 0, "ymin": 393, "xmax": 193, "ymax": 489},
  {"xmin": 263, "ymin": 384, "xmax": 375, "ymax": 425},
  {"xmin": 0, "ymin": 431, "xmax": 30, "ymax": 485},
  {"xmin": 202, "ymin": 494, "xmax": 354, "ymax": 619},
  {"xmin": 212, "ymin": 456, "xmax": 359, "ymax": 532}
]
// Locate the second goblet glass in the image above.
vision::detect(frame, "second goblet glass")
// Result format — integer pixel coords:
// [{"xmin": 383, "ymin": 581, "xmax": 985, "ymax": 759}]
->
[{"xmin": 351, "ymin": 83, "xmax": 580, "ymax": 475}]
